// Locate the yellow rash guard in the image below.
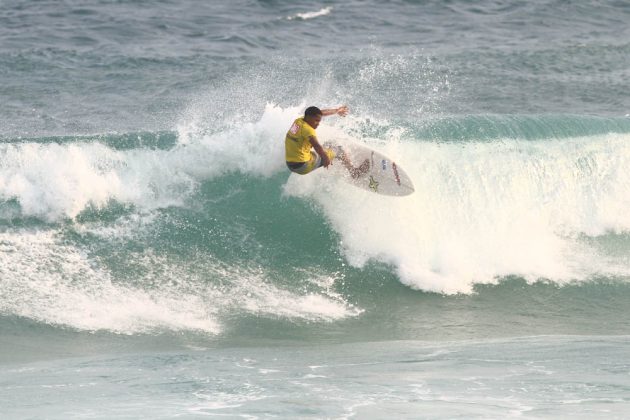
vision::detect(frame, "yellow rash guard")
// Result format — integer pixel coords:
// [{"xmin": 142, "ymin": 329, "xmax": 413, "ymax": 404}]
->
[{"xmin": 285, "ymin": 117, "xmax": 316, "ymax": 163}]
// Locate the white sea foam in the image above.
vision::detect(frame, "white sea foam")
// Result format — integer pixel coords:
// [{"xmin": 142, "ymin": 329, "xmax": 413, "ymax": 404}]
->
[
  {"xmin": 0, "ymin": 142, "xmax": 193, "ymax": 220},
  {"xmin": 287, "ymin": 7, "xmax": 332, "ymax": 21},
  {"xmin": 0, "ymin": 230, "xmax": 221, "ymax": 334},
  {"xmin": 0, "ymin": 224, "xmax": 359, "ymax": 333}
]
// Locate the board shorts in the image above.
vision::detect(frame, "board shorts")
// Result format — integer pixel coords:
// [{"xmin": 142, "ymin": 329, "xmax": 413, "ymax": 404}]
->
[{"xmin": 286, "ymin": 149, "xmax": 336, "ymax": 175}]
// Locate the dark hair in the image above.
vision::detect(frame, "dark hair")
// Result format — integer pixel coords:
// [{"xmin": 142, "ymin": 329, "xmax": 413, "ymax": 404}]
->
[{"xmin": 304, "ymin": 106, "xmax": 322, "ymax": 117}]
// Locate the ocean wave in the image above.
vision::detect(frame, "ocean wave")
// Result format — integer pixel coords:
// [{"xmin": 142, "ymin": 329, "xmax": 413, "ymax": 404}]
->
[{"xmin": 3, "ymin": 106, "xmax": 630, "ymax": 295}]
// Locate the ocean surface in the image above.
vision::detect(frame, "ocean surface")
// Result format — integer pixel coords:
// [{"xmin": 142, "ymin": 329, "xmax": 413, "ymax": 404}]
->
[{"xmin": 1, "ymin": 0, "xmax": 630, "ymax": 418}]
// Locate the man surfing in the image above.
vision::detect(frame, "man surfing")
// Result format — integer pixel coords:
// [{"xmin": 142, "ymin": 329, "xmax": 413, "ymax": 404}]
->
[{"xmin": 285, "ymin": 106, "xmax": 368, "ymax": 178}]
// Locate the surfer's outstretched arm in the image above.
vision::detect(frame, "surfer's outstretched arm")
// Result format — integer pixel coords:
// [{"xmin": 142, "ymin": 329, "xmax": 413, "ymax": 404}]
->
[{"xmin": 320, "ymin": 105, "xmax": 349, "ymax": 117}]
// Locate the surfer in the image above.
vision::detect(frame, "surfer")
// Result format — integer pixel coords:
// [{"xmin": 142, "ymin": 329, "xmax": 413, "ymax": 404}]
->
[{"xmin": 285, "ymin": 106, "xmax": 369, "ymax": 178}]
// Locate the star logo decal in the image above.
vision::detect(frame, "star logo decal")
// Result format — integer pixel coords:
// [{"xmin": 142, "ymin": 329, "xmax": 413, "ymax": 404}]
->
[{"xmin": 368, "ymin": 176, "xmax": 379, "ymax": 192}]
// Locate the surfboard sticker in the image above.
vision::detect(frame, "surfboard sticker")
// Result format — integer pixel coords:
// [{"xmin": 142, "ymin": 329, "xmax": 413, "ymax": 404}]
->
[
  {"xmin": 392, "ymin": 162, "xmax": 401, "ymax": 186},
  {"xmin": 368, "ymin": 175, "xmax": 379, "ymax": 192}
]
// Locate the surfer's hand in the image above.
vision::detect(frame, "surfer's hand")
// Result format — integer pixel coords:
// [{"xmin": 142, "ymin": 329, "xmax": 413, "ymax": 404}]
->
[
  {"xmin": 337, "ymin": 105, "xmax": 349, "ymax": 117},
  {"xmin": 322, "ymin": 155, "xmax": 332, "ymax": 168}
]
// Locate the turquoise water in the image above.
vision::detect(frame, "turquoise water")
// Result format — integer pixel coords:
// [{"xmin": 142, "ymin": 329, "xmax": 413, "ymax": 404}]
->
[{"xmin": 1, "ymin": 1, "xmax": 630, "ymax": 418}]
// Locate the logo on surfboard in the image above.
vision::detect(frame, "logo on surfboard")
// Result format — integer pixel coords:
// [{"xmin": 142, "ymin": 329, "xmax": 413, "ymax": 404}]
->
[
  {"xmin": 368, "ymin": 176, "xmax": 379, "ymax": 192},
  {"xmin": 392, "ymin": 162, "xmax": 401, "ymax": 186}
]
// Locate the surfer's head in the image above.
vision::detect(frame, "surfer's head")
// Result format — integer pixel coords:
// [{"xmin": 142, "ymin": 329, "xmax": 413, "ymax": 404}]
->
[{"xmin": 304, "ymin": 106, "xmax": 323, "ymax": 129}]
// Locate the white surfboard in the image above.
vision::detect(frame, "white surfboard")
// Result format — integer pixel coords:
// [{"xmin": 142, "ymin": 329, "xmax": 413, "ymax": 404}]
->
[{"xmin": 325, "ymin": 141, "xmax": 415, "ymax": 196}]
